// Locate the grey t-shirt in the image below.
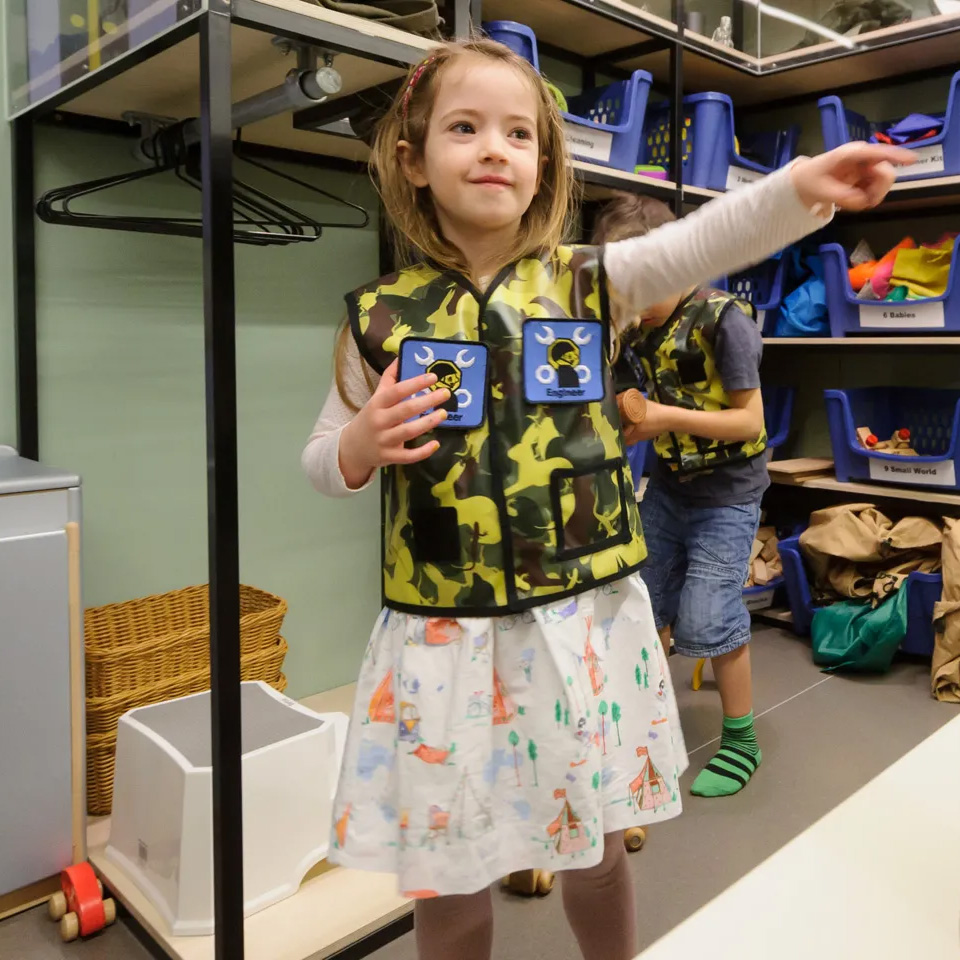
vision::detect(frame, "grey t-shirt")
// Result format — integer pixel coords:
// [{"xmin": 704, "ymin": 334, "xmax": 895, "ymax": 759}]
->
[{"xmin": 648, "ymin": 304, "xmax": 770, "ymax": 508}]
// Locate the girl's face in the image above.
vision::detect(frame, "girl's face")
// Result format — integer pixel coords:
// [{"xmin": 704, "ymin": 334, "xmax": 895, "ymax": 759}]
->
[{"xmin": 400, "ymin": 55, "xmax": 543, "ymax": 241}]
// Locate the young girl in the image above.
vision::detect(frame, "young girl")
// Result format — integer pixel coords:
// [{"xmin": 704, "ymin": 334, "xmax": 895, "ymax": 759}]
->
[{"xmin": 302, "ymin": 38, "xmax": 908, "ymax": 960}]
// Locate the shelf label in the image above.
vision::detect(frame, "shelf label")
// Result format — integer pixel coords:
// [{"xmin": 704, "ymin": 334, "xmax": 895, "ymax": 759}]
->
[
  {"xmin": 868, "ymin": 457, "xmax": 956, "ymax": 487},
  {"xmin": 744, "ymin": 587, "xmax": 775, "ymax": 611},
  {"xmin": 564, "ymin": 123, "xmax": 613, "ymax": 164},
  {"xmin": 725, "ymin": 165, "xmax": 765, "ymax": 190},
  {"xmin": 858, "ymin": 301, "xmax": 945, "ymax": 328},
  {"xmin": 896, "ymin": 143, "xmax": 944, "ymax": 178}
]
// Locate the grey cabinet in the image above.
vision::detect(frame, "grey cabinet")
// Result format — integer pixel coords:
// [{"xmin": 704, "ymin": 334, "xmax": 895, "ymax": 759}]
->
[{"xmin": 0, "ymin": 449, "xmax": 83, "ymax": 898}]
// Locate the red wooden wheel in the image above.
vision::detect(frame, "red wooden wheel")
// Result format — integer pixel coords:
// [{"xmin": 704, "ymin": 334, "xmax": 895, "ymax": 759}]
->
[{"xmin": 60, "ymin": 863, "xmax": 106, "ymax": 938}]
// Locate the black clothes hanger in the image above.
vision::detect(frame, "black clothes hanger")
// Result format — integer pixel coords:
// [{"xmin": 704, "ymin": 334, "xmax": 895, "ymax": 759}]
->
[{"xmin": 36, "ymin": 121, "xmax": 370, "ymax": 245}]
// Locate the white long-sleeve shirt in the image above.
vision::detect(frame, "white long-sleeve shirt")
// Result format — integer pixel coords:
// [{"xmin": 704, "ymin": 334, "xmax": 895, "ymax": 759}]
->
[{"xmin": 302, "ymin": 164, "xmax": 830, "ymax": 497}]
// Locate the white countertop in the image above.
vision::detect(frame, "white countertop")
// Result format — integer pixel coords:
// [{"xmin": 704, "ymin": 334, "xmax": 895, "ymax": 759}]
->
[{"xmin": 636, "ymin": 714, "xmax": 960, "ymax": 960}]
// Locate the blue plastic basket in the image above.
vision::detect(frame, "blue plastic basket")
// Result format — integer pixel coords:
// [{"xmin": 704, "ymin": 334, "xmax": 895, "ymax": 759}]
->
[
  {"xmin": 818, "ymin": 71, "xmax": 960, "ymax": 182},
  {"xmin": 743, "ymin": 581, "xmax": 785, "ymax": 611},
  {"xmin": 643, "ymin": 93, "xmax": 799, "ymax": 191},
  {"xmin": 820, "ymin": 242, "xmax": 960, "ymax": 336},
  {"xmin": 562, "ymin": 72, "xmax": 654, "ymax": 171},
  {"xmin": 715, "ymin": 256, "xmax": 789, "ymax": 336},
  {"xmin": 483, "ymin": 20, "xmax": 539, "ymax": 69},
  {"xmin": 484, "ymin": 20, "xmax": 653, "ymax": 172},
  {"xmin": 626, "ymin": 441, "xmax": 656, "ymax": 493},
  {"xmin": 779, "ymin": 533, "xmax": 939, "ymax": 656},
  {"xmin": 763, "ymin": 385, "xmax": 796, "ymax": 453},
  {"xmin": 824, "ymin": 387, "xmax": 960, "ymax": 490}
]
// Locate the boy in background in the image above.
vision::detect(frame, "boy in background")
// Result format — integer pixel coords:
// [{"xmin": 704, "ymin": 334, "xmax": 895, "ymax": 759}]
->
[{"xmin": 595, "ymin": 193, "xmax": 767, "ymax": 798}]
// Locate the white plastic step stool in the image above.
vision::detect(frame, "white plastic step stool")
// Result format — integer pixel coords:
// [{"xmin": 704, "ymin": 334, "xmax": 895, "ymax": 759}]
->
[{"xmin": 106, "ymin": 681, "xmax": 348, "ymax": 936}]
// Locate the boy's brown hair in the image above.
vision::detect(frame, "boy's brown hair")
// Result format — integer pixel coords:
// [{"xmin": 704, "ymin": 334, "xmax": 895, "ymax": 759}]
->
[{"xmin": 591, "ymin": 191, "xmax": 676, "ymax": 245}]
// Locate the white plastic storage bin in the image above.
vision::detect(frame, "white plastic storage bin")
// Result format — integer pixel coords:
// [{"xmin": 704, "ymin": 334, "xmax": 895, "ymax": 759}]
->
[{"xmin": 106, "ymin": 681, "xmax": 348, "ymax": 936}]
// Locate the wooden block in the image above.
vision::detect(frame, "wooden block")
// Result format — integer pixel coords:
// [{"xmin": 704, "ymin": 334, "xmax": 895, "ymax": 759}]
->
[
  {"xmin": 749, "ymin": 538, "xmax": 764, "ymax": 564},
  {"xmin": 752, "ymin": 557, "xmax": 769, "ymax": 585},
  {"xmin": 756, "ymin": 525, "xmax": 776, "ymax": 543},
  {"xmin": 760, "ymin": 536, "xmax": 780, "ymax": 563},
  {"xmin": 856, "ymin": 426, "xmax": 874, "ymax": 447},
  {"xmin": 767, "ymin": 458, "xmax": 834, "ymax": 484}
]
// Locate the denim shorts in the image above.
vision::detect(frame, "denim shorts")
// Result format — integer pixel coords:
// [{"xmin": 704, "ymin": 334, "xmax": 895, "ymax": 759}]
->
[{"xmin": 638, "ymin": 479, "xmax": 761, "ymax": 659}]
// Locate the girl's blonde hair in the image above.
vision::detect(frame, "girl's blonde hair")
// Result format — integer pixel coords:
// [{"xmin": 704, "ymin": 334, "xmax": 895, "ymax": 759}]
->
[
  {"xmin": 335, "ymin": 38, "xmax": 577, "ymax": 409},
  {"xmin": 372, "ymin": 37, "xmax": 576, "ymax": 272}
]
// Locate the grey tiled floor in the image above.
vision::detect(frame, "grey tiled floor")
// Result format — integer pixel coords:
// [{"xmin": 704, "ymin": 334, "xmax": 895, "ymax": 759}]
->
[{"xmin": 2, "ymin": 627, "xmax": 952, "ymax": 960}]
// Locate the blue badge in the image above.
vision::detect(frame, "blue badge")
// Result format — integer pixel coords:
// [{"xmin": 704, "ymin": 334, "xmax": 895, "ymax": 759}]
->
[
  {"xmin": 397, "ymin": 338, "xmax": 488, "ymax": 430},
  {"xmin": 522, "ymin": 320, "xmax": 605, "ymax": 404}
]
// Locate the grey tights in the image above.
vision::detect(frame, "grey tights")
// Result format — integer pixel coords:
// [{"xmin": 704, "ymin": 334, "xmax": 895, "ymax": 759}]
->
[{"xmin": 414, "ymin": 833, "xmax": 636, "ymax": 960}]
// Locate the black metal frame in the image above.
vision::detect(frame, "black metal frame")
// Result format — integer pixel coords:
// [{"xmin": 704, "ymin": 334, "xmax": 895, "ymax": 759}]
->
[
  {"xmin": 199, "ymin": 5, "xmax": 244, "ymax": 959},
  {"xmin": 9, "ymin": 2, "xmax": 960, "ymax": 960},
  {"xmin": 13, "ymin": 115, "xmax": 37, "ymax": 461}
]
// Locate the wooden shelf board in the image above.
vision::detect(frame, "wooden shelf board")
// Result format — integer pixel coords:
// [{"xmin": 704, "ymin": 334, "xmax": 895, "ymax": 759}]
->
[
  {"xmin": 753, "ymin": 606, "xmax": 794, "ymax": 626},
  {"xmin": 86, "ymin": 683, "xmax": 412, "ymax": 960},
  {"xmin": 627, "ymin": 47, "xmax": 760, "ymax": 100},
  {"xmin": 768, "ymin": 458, "xmax": 835, "ymax": 485},
  {"xmin": 574, "ymin": 160, "xmax": 722, "ymax": 204},
  {"xmin": 14, "ymin": 0, "xmax": 432, "ymax": 123},
  {"xmin": 771, "ymin": 471, "xmax": 960, "ymax": 507},
  {"xmin": 625, "ymin": 16, "xmax": 960, "ymax": 104},
  {"xmin": 62, "ymin": 23, "xmax": 410, "ymax": 160},
  {"xmin": 481, "ymin": 0, "xmax": 675, "ymax": 59},
  {"xmin": 847, "ymin": 174, "xmax": 960, "ymax": 214},
  {"xmin": 757, "ymin": 12, "xmax": 960, "ymax": 68},
  {"xmin": 752, "ymin": 25, "xmax": 960, "ymax": 104},
  {"xmin": 89, "ymin": 841, "xmax": 410, "ymax": 960},
  {"xmin": 237, "ymin": 0, "xmax": 435, "ymax": 56}
]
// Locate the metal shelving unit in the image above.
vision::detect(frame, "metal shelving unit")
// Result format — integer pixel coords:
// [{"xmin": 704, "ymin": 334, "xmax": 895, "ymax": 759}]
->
[{"xmin": 8, "ymin": 2, "xmax": 960, "ymax": 958}]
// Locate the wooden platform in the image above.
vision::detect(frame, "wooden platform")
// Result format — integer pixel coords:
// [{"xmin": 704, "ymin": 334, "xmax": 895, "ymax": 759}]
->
[{"xmin": 87, "ymin": 684, "xmax": 414, "ymax": 960}]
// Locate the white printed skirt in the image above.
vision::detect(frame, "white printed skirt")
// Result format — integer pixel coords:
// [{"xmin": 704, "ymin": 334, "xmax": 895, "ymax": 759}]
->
[{"xmin": 328, "ymin": 573, "xmax": 688, "ymax": 898}]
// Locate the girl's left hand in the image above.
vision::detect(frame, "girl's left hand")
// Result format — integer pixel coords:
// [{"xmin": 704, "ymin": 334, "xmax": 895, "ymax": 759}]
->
[
  {"xmin": 623, "ymin": 399, "xmax": 673, "ymax": 444},
  {"xmin": 790, "ymin": 142, "xmax": 916, "ymax": 212}
]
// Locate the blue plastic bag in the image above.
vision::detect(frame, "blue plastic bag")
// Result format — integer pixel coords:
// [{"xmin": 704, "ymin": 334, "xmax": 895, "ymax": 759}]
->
[{"xmin": 774, "ymin": 247, "xmax": 829, "ymax": 337}]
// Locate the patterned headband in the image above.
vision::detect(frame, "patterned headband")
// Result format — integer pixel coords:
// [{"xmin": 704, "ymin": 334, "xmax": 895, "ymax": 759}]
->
[{"xmin": 401, "ymin": 54, "xmax": 439, "ymax": 123}]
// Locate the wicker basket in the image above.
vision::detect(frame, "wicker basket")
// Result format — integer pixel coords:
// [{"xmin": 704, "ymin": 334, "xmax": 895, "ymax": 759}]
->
[
  {"xmin": 85, "ymin": 644, "xmax": 288, "ymax": 816},
  {"xmin": 85, "ymin": 584, "xmax": 287, "ymax": 698},
  {"xmin": 86, "ymin": 636, "xmax": 288, "ymax": 736}
]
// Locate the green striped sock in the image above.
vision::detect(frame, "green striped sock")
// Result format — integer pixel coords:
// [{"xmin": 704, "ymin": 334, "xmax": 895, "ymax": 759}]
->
[{"xmin": 690, "ymin": 712, "xmax": 761, "ymax": 798}]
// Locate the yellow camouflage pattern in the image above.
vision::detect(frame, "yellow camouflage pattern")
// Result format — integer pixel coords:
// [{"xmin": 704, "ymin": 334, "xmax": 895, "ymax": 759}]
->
[
  {"xmin": 348, "ymin": 246, "xmax": 646, "ymax": 614},
  {"xmin": 635, "ymin": 288, "xmax": 767, "ymax": 475}
]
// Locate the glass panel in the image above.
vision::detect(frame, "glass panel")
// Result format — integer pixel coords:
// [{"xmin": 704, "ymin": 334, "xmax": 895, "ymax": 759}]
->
[
  {"xmin": 6, "ymin": 1, "xmax": 206, "ymax": 117},
  {"xmin": 642, "ymin": 1, "xmax": 760, "ymax": 57},
  {"xmin": 759, "ymin": 0, "xmax": 960, "ymax": 60}
]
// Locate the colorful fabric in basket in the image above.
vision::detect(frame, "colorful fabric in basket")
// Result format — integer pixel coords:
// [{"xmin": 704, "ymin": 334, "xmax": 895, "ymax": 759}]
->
[
  {"xmin": 890, "ymin": 235, "xmax": 956, "ymax": 299},
  {"xmin": 849, "ymin": 235, "xmax": 956, "ymax": 301},
  {"xmin": 870, "ymin": 112, "xmax": 943, "ymax": 145}
]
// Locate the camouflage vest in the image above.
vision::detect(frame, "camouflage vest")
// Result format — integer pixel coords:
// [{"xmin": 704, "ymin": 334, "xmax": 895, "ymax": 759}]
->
[
  {"xmin": 632, "ymin": 288, "xmax": 766, "ymax": 476},
  {"xmin": 348, "ymin": 246, "xmax": 646, "ymax": 616}
]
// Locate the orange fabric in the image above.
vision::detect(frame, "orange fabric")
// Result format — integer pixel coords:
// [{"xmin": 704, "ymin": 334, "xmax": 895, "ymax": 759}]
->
[{"xmin": 848, "ymin": 237, "xmax": 916, "ymax": 291}]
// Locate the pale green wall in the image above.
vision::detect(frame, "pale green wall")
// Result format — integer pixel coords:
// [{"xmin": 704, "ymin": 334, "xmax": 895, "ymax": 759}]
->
[{"xmin": 3, "ymin": 120, "xmax": 382, "ymax": 699}]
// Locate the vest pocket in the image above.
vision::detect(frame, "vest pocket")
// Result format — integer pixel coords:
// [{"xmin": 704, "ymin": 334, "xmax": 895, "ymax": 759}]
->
[
  {"xmin": 411, "ymin": 506, "xmax": 461, "ymax": 563},
  {"xmin": 550, "ymin": 458, "xmax": 631, "ymax": 562}
]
